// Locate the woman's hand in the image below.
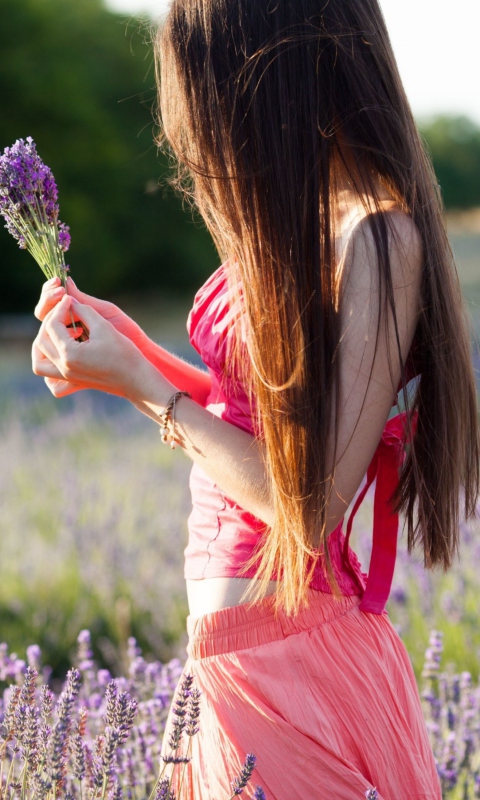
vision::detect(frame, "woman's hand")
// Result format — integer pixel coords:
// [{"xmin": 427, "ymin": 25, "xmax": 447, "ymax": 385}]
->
[
  {"xmin": 35, "ymin": 276, "xmax": 148, "ymax": 347},
  {"xmin": 32, "ymin": 294, "xmax": 159, "ymax": 401},
  {"xmin": 33, "ymin": 276, "xmax": 153, "ymax": 397},
  {"xmin": 33, "ymin": 275, "xmax": 212, "ymax": 405}
]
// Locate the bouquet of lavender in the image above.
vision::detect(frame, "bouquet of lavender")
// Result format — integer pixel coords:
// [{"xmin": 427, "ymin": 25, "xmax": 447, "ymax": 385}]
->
[{"xmin": 0, "ymin": 137, "xmax": 71, "ymax": 285}]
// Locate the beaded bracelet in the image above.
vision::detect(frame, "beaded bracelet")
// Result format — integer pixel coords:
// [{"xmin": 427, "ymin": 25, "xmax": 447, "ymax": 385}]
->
[{"xmin": 159, "ymin": 390, "xmax": 192, "ymax": 449}]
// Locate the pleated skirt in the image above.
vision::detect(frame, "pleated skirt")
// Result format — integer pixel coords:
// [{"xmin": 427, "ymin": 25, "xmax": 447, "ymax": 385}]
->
[{"xmin": 162, "ymin": 589, "xmax": 441, "ymax": 799}]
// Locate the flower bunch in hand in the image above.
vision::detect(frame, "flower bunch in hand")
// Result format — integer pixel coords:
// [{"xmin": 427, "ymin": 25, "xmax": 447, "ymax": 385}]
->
[{"xmin": 0, "ymin": 137, "xmax": 71, "ymax": 284}]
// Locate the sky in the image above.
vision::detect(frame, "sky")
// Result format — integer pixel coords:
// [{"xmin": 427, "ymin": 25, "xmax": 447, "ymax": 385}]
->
[{"xmin": 104, "ymin": 0, "xmax": 480, "ymax": 125}]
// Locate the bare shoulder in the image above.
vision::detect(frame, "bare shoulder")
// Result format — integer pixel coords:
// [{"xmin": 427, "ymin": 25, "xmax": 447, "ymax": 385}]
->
[{"xmin": 340, "ymin": 206, "xmax": 423, "ymax": 293}]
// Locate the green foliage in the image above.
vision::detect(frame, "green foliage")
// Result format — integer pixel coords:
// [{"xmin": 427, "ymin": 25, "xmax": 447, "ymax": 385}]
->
[
  {"xmin": 2, "ymin": 0, "xmax": 480, "ymax": 314},
  {"xmin": 420, "ymin": 116, "xmax": 480, "ymax": 210},
  {"xmin": 0, "ymin": 395, "xmax": 190, "ymax": 676},
  {"xmin": 0, "ymin": 0, "xmax": 215, "ymax": 313}
]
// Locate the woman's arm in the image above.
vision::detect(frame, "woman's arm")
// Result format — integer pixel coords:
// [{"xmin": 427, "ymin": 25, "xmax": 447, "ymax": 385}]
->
[
  {"xmin": 33, "ymin": 211, "xmax": 421, "ymax": 535},
  {"xmin": 140, "ymin": 337, "xmax": 211, "ymax": 406},
  {"xmin": 34, "ymin": 277, "xmax": 212, "ymax": 405}
]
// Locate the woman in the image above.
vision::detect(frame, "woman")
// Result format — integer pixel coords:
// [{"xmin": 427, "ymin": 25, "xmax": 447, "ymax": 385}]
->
[{"xmin": 32, "ymin": 0, "xmax": 479, "ymax": 797}]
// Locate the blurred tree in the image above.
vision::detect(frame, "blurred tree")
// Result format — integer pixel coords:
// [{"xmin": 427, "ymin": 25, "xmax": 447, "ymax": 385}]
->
[
  {"xmin": 420, "ymin": 116, "xmax": 480, "ymax": 210},
  {"xmin": 2, "ymin": 1, "xmax": 480, "ymax": 313},
  {"xmin": 0, "ymin": 0, "xmax": 215, "ymax": 313}
]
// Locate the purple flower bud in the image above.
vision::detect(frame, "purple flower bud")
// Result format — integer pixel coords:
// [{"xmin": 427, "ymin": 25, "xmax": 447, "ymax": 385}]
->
[
  {"xmin": 390, "ymin": 586, "xmax": 407, "ymax": 605},
  {"xmin": 26, "ymin": 645, "xmax": 42, "ymax": 670},
  {"xmin": 77, "ymin": 630, "xmax": 93, "ymax": 660},
  {"xmin": 57, "ymin": 222, "xmax": 71, "ymax": 252},
  {"xmin": 231, "ymin": 753, "xmax": 257, "ymax": 795},
  {"xmin": 19, "ymin": 666, "xmax": 38, "ymax": 707},
  {"xmin": 72, "ymin": 733, "xmax": 86, "ymax": 781},
  {"xmin": 97, "ymin": 669, "xmax": 112, "ymax": 687}
]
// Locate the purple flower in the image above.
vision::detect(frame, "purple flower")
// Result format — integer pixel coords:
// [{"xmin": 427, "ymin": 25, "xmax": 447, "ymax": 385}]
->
[
  {"xmin": 390, "ymin": 586, "xmax": 407, "ymax": 605},
  {"xmin": 57, "ymin": 221, "xmax": 71, "ymax": 252},
  {"xmin": 186, "ymin": 687, "xmax": 201, "ymax": 737},
  {"xmin": 165, "ymin": 674, "xmax": 193, "ymax": 753},
  {"xmin": 253, "ymin": 788, "xmax": 266, "ymax": 800},
  {"xmin": 231, "ymin": 753, "xmax": 257, "ymax": 795},
  {"xmin": 0, "ymin": 137, "xmax": 71, "ymax": 281},
  {"xmin": 26, "ymin": 644, "xmax": 42, "ymax": 670},
  {"xmin": 0, "ymin": 137, "xmax": 57, "ymax": 220},
  {"xmin": 365, "ymin": 790, "xmax": 378, "ymax": 800},
  {"xmin": 97, "ymin": 669, "xmax": 112, "ymax": 687}
]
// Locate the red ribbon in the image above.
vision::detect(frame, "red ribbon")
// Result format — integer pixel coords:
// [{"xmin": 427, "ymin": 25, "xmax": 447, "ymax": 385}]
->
[{"xmin": 342, "ymin": 410, "xmax": 417, "ymax": 615}]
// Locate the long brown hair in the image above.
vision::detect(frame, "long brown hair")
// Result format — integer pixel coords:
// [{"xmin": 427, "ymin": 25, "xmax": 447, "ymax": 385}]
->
[{"xmin": 155, "ymin": 0, "xmax": 480, "ymax": 614}]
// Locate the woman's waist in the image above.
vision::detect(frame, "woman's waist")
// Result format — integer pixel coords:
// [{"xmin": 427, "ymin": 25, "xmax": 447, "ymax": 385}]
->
[{"xmin": 186, "ymin": 576, "xmax": 278, "ymax": 617}]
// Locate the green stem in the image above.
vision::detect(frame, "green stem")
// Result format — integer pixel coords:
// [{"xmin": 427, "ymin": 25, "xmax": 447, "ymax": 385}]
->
[
  {"xmin": 0, "ymin": 754, "xmax": 4, "ymax": 800},
  {"xmin": 32, "ymin": 195, "xmax": 59, "ymax": 277},
  {"xmin": 4, "ymin": 753, "xmax": 15, "ymax": 800},
  {"xmin": 31, "ymin": 195, "xmax": 77, "ymax": 330},
  {"xmin": 20, "ymin": 760, "xmax": 27, "ymax": 800},
  {"xmin": 25, "ymin": 196, "xmax": 57, "ymax": 277},
  {"xmin": 147, "ymin": 756, "xmax": 169, "ymax": 800},
  {"xmin": 100, "ymin": 773, "xmax": 108, "ymax": 800},
  {"xmin": 177, "ymin": 738, "xmax": 193, "ymax": 800},
  {"xmin": 3, "ymin": 212, "xmax": 51, "ymax": 277}
]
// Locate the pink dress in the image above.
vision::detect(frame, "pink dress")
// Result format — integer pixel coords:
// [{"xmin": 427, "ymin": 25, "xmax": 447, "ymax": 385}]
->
[{"xmin": 163, "ymin": 261, "xmax": 441, "ymax": 800}]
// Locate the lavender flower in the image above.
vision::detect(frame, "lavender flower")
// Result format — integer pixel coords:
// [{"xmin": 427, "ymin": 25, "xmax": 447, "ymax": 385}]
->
[
  {"xmin": 40, "ymin": 685, "xmax": 54, "ymax": 723},
  {"xmin": 230, "ymin": 753, "xmax": 257, "ymax": 796},
  {"xmin": 110, "ymin": 781, "xmax": 123, "ymax": 800},
  {"xmin": 101, "ymin": 725, "xmax": 122, "ymax": 777},
  {"xmin": 164, "ymin": 674, "xmax": 193, "ymax": 756},
  {"xmin": 3, "ymin": 685, "xmax": 21, "ymax": 739},
  {"xmin": 20, "ymin": 666, "xmax": 38, "ymax": 707},
  {"xmin": 154, "ymin": 778, "xmax": 175, "ymax": 800},
  {"xmin": 0, "ymin": 631, "xmax": 267, "ymax": 800},
  {"xmin": 26, "ymin": 645, "xmax": 42, "ymax": 672},
  {"xmin": 104, "ymin": 681, "xmax": 118, "ymax": 727},
  {"xmin": 185, "ymin": 688, "xmax": 201, "ymax": 737},
  {"xmin": 421, "ymin": 631, "xmax": 444, "ymax": 680},
  {"xmin": 71, "ymin": 733, "xmax": 86, "ymax": 781},
  {"xmin": 365, "ymin": 790, "xmax": 378, "ymax": 800},
  {"xmin": 0, "ymin": 137, "xmax": 71, "ymax": 282}
]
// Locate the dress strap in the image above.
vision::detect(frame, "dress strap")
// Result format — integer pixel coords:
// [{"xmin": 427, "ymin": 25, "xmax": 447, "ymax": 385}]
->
[{"xmin": 342, "ymin": 410, "xmax": 418, "ymax": 615}]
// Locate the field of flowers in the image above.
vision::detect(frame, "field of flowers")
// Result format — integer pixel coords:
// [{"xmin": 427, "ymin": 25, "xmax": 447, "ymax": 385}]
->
[
  {"xmin": 0, "ymin": 390, "xmax": 480, "ymax": 797},
  {"xmin": 0, "ymin": 392, "xmax": 191, "ymax": 676},
  {"xmin": 1, "ymin": 387, "xmax": 479, "ymax": 682}
]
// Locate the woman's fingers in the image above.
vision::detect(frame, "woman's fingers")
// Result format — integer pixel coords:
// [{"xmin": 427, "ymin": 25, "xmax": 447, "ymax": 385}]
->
[
  {"xmin": 33, "ymin": 297, "xmax": 79, "ymax": 373},
  {"xmin": 44, "ymin": 377, "xmax": 82, "ymax": 398},
  {"xmin": 31, "ymin": 339, "xmax": 63, "ymax": 379},
  {"xmin": 66, "ymin": 277, "xmax": 114, "ymax": 315},
  {"xmin": 43, "ymin": 295, "xmax": 79, "ymax": 345},
  {"xmin": 34, "ymin": 277, "xmax": 66, "ymax": 321},
  {"xmin": 34, "ymin": 276, "xmax": 115, "ymax": 326}
]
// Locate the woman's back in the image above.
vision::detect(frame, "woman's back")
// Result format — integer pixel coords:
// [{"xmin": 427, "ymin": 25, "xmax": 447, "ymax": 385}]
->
[{"xmin": 185, "ymin": 201, "xmax": 423, "ymax": 617}]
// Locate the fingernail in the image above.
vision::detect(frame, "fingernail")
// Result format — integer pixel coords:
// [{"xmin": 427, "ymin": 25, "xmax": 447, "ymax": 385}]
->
[
  {"xmin": 47, "ymin": 276, "xmax": 60, "ymax": 287},
  {"xmin": 67, "ymin": 276, "xmax": 76, "ymax": 287},
  {"xmin": 52, "ymin": 287, "xmax": 64, "ymax": 297}
]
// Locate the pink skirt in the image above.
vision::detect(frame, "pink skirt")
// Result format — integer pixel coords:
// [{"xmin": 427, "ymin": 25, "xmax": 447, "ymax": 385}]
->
[{"xmin": 163, "ymin": 590, "xmax": 441, "ymax": 799}]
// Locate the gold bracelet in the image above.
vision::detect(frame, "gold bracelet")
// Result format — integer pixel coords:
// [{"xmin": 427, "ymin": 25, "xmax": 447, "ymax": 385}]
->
[{"xmin": 159, "ymin": 390, "xmax": 192, "ymax": 449}]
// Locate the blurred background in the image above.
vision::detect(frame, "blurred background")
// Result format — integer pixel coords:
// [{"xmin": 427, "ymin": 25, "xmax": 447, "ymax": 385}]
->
[{"xmin": 1, "ymin": 0, "xmax": 479, "ymax": 681}]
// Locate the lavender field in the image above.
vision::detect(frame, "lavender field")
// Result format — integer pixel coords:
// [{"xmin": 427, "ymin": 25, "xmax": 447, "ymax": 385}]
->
[{"xmin": 1, "ymin": 378, "xmax": 479, "ymax": 682}]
